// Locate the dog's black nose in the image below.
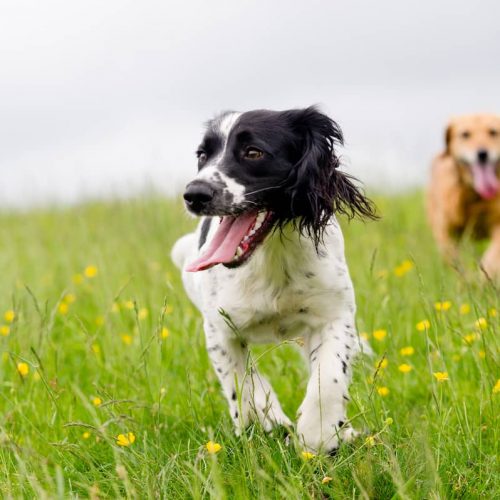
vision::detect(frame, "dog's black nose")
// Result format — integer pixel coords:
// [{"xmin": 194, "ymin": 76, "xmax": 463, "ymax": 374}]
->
[
  {"xmin": 183, "ymin": 182, "xmax": 214, "ymax": 211},
  {"xmin": 477, "ymin": 149, "xmax": 489, "ymax": 164}
]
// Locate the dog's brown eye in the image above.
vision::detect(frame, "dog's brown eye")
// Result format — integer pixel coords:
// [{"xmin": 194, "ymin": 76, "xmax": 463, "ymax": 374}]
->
[
  {"xmin": 489, "ymin": 129, "xmax": 498, "ymax": 137},
  {"xmin": 197, "ymin": 151, "xmax": 208, "ymax": 166},
  {"xmin": 461, "ymin": 131, "xmax": 470, "ymax": 139},
  {"xmin": 244, "ymin": 148, "xmax": 264, "ymax": 160}
]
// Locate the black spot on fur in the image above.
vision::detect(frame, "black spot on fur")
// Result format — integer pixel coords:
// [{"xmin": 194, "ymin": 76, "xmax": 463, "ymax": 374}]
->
[
  {"xmin": 231, "ymin": 390, "xmax": 236, "ymax": 401},
  {"xmin": 234, "ymin": 410, "xmax": 239, "ymax": 418},
  {"xmin": 342, "ymin": 360, "xmax": 347, "ymax": 373},
  {"xmin": 198, "ymin": 217, "xmax": 212, "ymax": 249},
  {"xmin": 298, "ymin": 307, "xmax": 309, "ymax": 314},
  {"xmin": 338, "ymin": 420, "xmax": 345, "ymax": 428},
  {"xmin": 333, "ymin": 378, "xmax": 338, "ymax": 383},
  {"xmin": 304, "ymin": 271, "xmax": 315, "ymax": 278}
]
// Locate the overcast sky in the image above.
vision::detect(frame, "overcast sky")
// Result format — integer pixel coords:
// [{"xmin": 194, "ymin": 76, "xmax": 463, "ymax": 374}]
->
[{"xmin": 1, "ymin": 0, "xmax": 499, "ymax": 207}]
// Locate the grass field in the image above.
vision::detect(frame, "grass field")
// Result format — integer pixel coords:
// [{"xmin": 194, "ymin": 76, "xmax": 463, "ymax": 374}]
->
[{"xmin": 0, "ymin": 192, "xmax": 498, "ymax": 498}]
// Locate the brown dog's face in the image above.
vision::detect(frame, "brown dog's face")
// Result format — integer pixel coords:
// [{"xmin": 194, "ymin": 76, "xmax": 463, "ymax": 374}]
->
[{"xmin": 446, "ymin": 114, "xmax": 500, "ymax": 199}]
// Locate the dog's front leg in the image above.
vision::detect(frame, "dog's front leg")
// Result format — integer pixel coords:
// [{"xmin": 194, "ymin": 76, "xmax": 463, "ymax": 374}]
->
[
  {"xmin": 297, "ymin": 320, "xmax": 359, "ymax": 454},
  {"xmin": 204, "ymin": 321, "xmax": 291, "ymax": 433}
]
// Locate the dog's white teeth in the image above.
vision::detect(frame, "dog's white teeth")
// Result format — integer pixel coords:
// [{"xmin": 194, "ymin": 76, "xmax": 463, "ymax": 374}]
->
[
  {"xmin": 236, "ymin": 247, "xmax": 244, "ymax": 257},
  {"xmin": 256, "ymin": 211, "xmax": 266, "ymax": 224}
]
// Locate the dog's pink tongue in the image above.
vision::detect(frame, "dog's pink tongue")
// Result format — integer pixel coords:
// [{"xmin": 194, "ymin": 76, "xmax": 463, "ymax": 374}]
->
[
  {"xmin": 471, "ymin": 164, "xmax": 500, "ymax": 200},
  {"xmin": 185, "ymin": 213, "xmax": 257, "ymax": 272}
]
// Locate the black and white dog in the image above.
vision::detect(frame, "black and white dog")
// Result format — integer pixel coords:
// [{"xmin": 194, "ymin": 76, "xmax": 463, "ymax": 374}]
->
[{"xmin": 172, "ymin": 107, "xmax": 376, "ymax": 453}]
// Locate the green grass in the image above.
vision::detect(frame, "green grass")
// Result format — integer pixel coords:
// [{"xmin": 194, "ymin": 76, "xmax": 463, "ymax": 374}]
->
[{"xmin": 0, "ymin": 192, "xmax": 498, "ymax": 499}]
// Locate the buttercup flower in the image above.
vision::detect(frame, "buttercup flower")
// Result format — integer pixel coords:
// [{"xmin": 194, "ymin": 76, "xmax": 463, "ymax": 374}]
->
[
  {"xmin": 464, "ymin": 333, "xmax": 477, "ymax": 345},
  {"xmin": 433, "ymin": 372, "xmax": 449, "ymax": 382},
  {"xmin": 84, "ymin": 265, "xmax": 98, "ymax": 278},
  {"xmin": 301, "ymin": 451, "xmax": 315, "ymax": 460},
  {"xmin": 459, "ymin": 303, "xmax": 471, "ymax": 315},
  {"xmin": 92, "ymin": 397, "xmax": 102, "ymax": 406},
  {"xmin": 123, "ymin": 300, "xmax": 135, "ymax": 310},
  {"xmin": 206, "ymin": 441, "xmax": 222, "ymax": 454},
  {"xmin": 493, "ymin": 380, "xmax": 500, "ymax": 394},
  {"xmin": 111, "ymin": 302, "xmax": 120, "ymax": 313},
  {"xmin": 373, "ymin": 329, "xmax": 387, "ymax": 341},
  {"xmin": 377, "ymin": 386, "xmax": 389, "ymax": 396},
  {"xmin": 434, "ymin": 301, "xmax": 451, "ymax": 312},
  {"xmin": 58, "ymin": 302, "xmax": 69, "ymax": 315},
  {"xmin": 17, "ymin": 362, "xmax": 29, "ymax": 377},
  {"xmin": 398, "ymin": 363, "xmax": 412, "ymax": 373},
  {"xmin": 488, "ymin": 308, "xmax": 497, "ymax": 318},
  {"xmin": 375, "ymin": 358, "xmax": 388, "ymax": 370},
  {"xmin": 64, "ymin": 293, "xmax": 76, "ymax": 304},
  {"xmin": 399, "ymin": 346, "xmax": 414, "ymax": 356},
  {"xmin": 479, "ymin": 350, "xmax": 486, "ymax": 359},
  {"xmin": 82, "ymin": 431, "xmax": 91, "ymax": 439},
  {"xmin": 394, "ymin": 260, "xmax": 414, "ymax": 277},
  {"xmin": 365, "ymin": 435, "xmax": 376, "ymax": 447},
  {"xmin": 475, "ymin": 318, "xmax": 487, "ymax": 330},
  {"xmin": 0, "ymin": 325, "xmax": 10, "ymax": 336},
  {"xmin": 138, "ymin": 308, "xmax": 148, "ymax": 320},
  {"xmin": 4, "ymin": 310, "xmax": 15, "ymax": 323},
  {"xmin": 91, "ymin": 344, "xmax": 101, "ymax": 354},
  {"xmin": 121, "ymin": 334, "xmax": 133, "ymax": 345},
  {"xmin": 116, "ymin": 432, "xmax": 135, "ymax": 447},
  {"xmin": 161, "ymin": 327, "xmax": 170, "ymax": 339},
  {"xmin": 416, "ymin": 320, "xmax": 430, "ymax": 332}
]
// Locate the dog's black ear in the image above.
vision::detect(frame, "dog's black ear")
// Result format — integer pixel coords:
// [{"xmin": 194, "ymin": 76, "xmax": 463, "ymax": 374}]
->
[{"xmin": 281, "ymin": 106, "xmax": 377, "ymax": 245}]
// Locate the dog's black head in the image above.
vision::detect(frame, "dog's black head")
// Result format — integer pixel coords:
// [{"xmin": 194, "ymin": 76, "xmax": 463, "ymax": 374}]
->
[{"xmin": 184, "ymin": 107, "xmax": 376, "ymax": 271}]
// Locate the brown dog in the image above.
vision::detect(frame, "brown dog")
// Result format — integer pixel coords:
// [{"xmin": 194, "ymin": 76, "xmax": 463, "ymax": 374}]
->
[{"xmin": 427, "ymin": 114, "xmax": 500, "ymax": 280}]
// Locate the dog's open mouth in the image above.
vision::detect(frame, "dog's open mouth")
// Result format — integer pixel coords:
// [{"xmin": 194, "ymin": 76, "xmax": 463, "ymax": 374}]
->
[
  {"xmin": 470, "ymin": 163, "xmax": 499, "ymax": 200},
  {"xmin": 185, "ymin": 210, "xmax": 275, "ymax": 272}
]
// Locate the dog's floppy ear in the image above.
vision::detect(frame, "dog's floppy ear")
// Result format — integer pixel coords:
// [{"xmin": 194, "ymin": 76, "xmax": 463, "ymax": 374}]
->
[
  {"xmin": 282, "ymin": 106, "xmax": 377, "ymax": 245},
  {"xmin": 444, "ymin": 121, "xmax": 454, "ymax": 154}
]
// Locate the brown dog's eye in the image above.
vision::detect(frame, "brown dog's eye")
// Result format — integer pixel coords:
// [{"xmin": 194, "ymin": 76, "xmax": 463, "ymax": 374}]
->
[
  {"xmin": 243, "ymin": 148, "xmax": 264, "ymax": 160},
  {"xmin": 489, "ymin": 129, "xmax": 498, "ymax": 137},
  {"xmin": 197, "ymin": 151, "xmax": 208, "ymax": 166},
  {"xmin": 461, "ymin": 131, "xmax": 470, "ymax": 139}
]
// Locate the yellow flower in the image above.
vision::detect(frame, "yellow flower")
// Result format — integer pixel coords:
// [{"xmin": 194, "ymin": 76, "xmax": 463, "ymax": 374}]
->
[
  {"xmin": 475, "ymin": 317, "xmax": 487, "ymax": 330},
  {"xmin": 4, "ymin": 310, "xmax": 15, "ymax": 323},
  {"xmin": 488, "ymin": 308, "xmax": 497, "ymax": 318},
  {"xmin": 111, "ymin": 302, "xmax": 120, "ymax": 313},
  {"xmin": 72, "ymin": 273, "xmax": 84, "ymax": 285},
  {"xmin": 365, "ymin": 435, "xmax": 376, "ymax": 447},
  {"xmin": 479, "ymin": 350, "xmax": 486, "ymax": 359},
  {"xmin": 58, "ymin": 302, "xmax": 69, "ymax": 315},
  {"xmin": 301, "ymin": 451, "xmax": 315, "ymax": 460},
  {"xmin": 116, "ymin": 432, "xmax": 135, "ymax": 447},
  {"xmin": 375, "ymin": 358, "xmax": 388, "ymax": 370},
  {"xmin": 84, "ymin": 265, "xmax": 98, "ymax": 278},
  {"xmin": 64, "ymin": 293, "xmax": 76, "ymax": 304},
  {"xmin": 95, "ymin": 316, "xmax": 105, "ymax": 327},
  {"xmin": 138, "ymin": 308, "xmax": 148, "ymax": 320},
  {"xmin": 82, "ymin": 431, "xmax": 91, "ymax": 439},
  {"xmin": 373, "ymin": 329, "xmax": 387, "ymax": 341},
  {"xmin": 464, "ymin": 333, "xmax": 477, "ymax": 345},
  {"xmin": 434, "ymin": 301, "xmax": 451, "ymax": 312},
  {"xmin": 91, "ymin": 343, "xmax": 101, "ymax": 355},
  {"xmin": 416, "ymin": 320, "xmax": 430, "ymax": 332},
  {"xmin": 377, "ymin": 386, "xmax": 389, "ymax": 396},
  {"xmin": 433, "ymin": 372, "xmax": 449, "ymax": 382},
  {"xmin": 0, "ymin": 325, "xmax": 10, "ymax": 336},
  {"xmin": 394, "ymin": 260, "xmax": 414, "ymax": 276},
  {"xmin": 205, "ymin": 441, "xmax": 222, "ymax": 454},
  {"xmin": 493, "ymin": 380, "xmax": 500, "ymax": 394},
  {"xmin": 459, "ymin": 303, "xmax": 471, "ymax": 315},
  {"xmin": 92, "ymin": 397, "xmax": 102, "ymax": 407},
  {"xmin": 398, "ymin": 363, "xmax": 412, "ymax": 373},
  {"xmin": 384, "ymin": 417, "xmax": 393, "ymax": 425},
  {"xmin": 161, "ymin": 327, "xmax": 170, "ymax": 339},
  {"xmin": 322, "ymin": 476, "xmax": 333, "ymax": 484},
  {"xmin": 399, "ymin": 346, "xmax": 415, "ymax": 356},
  {"xmin": 17, "ymin": 362, "xmax": 29, "ymax": 377},
  {"xmin": 123, "ymin": 300, "xmax": 135, "ymax": 310},
  {"xmin": 121, "ymin": 334, "xmax": 133, "ymax": 345}
]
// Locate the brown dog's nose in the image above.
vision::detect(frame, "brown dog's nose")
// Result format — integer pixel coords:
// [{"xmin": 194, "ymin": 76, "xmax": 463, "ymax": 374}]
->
[{"xmin": 477, "ymin": 149, "xmax": 489, "ymax": 164}]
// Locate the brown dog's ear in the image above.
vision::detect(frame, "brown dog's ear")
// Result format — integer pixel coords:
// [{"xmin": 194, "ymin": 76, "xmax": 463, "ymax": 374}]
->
[{"xmin": 444, "ymin": 121, "xmax": 454, "ymax": 154}]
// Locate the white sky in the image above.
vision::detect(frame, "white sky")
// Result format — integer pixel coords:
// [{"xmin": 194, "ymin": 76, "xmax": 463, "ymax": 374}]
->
[{"xmin": 1, "ymin": 0, "xmax": 499, "ymax": 207}]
